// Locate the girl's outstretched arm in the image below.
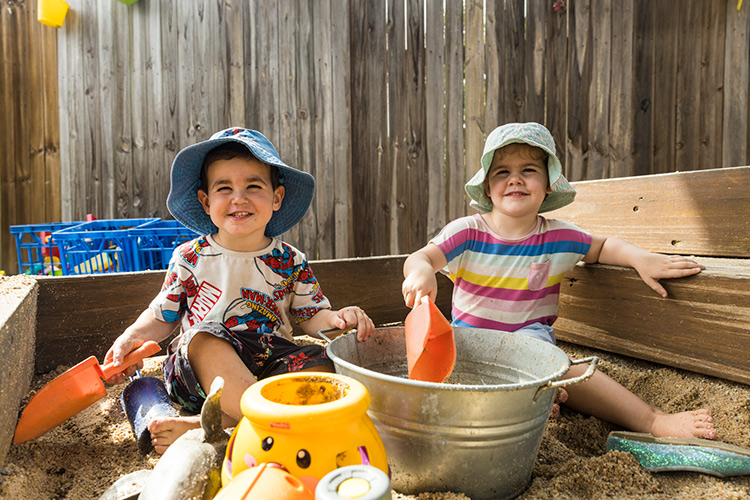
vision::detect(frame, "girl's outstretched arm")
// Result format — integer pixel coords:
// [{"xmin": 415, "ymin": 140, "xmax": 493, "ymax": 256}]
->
[{"xmin": 583, "ymin": 235, "xmax": 703, "ymax": 297}]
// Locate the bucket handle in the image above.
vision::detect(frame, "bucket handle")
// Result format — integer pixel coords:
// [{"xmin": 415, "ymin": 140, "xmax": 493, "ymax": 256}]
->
[
  {"xmin": 317, "ymin": 327, "xmax": 345, "ymax": 345},
  {"xmin": 533, "ymin": 356, "xmax": 599, "ymax": 402}
]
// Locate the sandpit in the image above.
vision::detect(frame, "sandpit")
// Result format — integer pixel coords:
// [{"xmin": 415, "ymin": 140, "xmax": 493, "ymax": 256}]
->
[{"xmin": 2, "ymin": 340, "xmax": 750, "ymax": 499}]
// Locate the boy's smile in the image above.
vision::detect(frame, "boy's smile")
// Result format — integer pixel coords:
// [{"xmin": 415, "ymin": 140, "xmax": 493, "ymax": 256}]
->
[{"xmin": 198, "ymin": 156, "xmax": 284, "ymax": 251}]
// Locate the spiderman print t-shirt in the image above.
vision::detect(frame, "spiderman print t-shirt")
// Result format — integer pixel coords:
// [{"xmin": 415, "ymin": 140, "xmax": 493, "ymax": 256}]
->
[{"xmin": 149, "ymin": 235, "xmax": 331, "ymax": 341}]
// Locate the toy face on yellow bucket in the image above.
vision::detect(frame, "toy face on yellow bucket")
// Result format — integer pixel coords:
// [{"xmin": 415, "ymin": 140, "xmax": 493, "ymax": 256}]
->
[{"xmin": 222, "ymin": 373, "xmax": 388, "ymax": 492}]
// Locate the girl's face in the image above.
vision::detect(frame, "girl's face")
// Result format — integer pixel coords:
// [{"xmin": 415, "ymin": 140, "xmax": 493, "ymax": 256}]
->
[
  {"xmin": 197, "ymin": 156, "xmax": 284, "ymax": 251},
  {"xmin": 485, "ymin": 144, "xmax": 552, "ymax": 219}
]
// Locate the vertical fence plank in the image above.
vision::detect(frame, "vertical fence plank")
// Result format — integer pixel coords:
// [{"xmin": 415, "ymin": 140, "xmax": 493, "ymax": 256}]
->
[
  {"xmin": 61, "ymin": 5, "xmax": 86, "ymax": 220},
  {"xmin": 130, "ymin": 0, "xmax": 149, "ymax": 218},
  {"xmin": 40, "ymin": 12, "xmax": 61, "ymax": 227},
  {"xmin": 277, "ymin": 3, "xmax": 301, "ymax": 247},
  {"xmin": 632, "ymin": 0, "xmax": 655, "ymax": 176},
  {"xmin": 204, "ymin": 0, "xmax": 228, "ymax": 131},
  {"xmin": 387, "ymin": 0, "xmax": 405, "ymax": 255},
  {"xmin": 226, "ymin": 0, "xmax": 246, "ymax": 128},
  {"xmin": 524, "ymin": 0, "xmax": 546, "ymax": 123},
  {"xmin": 252, "ymin": 2, "xmax": 280, "ymax": 144},
  {"xmin": 96, "ymin": 2, "xmax": 116, "ymax": 219},
  {"xmin": 609, "ymin": 0, "xmax": 634, "ymax": 178},
  {"xmin": 425, "ymin": 0, "xmax": 446, "ymax": 240},
  {"xmin": 546, "ymin": 2, "xmax": 568, "ymax": 158},
  {"xmin": 0, "ymin": 2, "xmax": 20, "ymax": 271},
  {"xmin": 699, "ymin": 2, "xmax": 726, "ymax": 171},
  {"xmin": 722, "ymin": 0, "xmax": 750, "ymax": 168},
  {"xmin": 493, "ymin": 0, "xmax": 526, "ymax": 125},
  {"xmin": 297, "ymin": 1, "xmax": 318, "ymax": 253},
  {"xmin": 464, "ymin": 0, "xmax": 484, "ymax": 213},
  {"xmin": 143, "ymin": 0, "xmax": 165, "ymax": 219},
  {"xmin": 14, "ymin": 0, "xmax": 31, "ymax": 227},
  {"xmin": 81, "ymin": 0, "xmax": 104, "ymax": 219},
  {"xmin": 445, "ymin": 0, "xmax": 465, "ymax": 223},
  {"xmin": 160, "ymin": 0, "xmax": 179, "ymax": 214},
  {"xmin": 400, "ymin": 0, "xmax": 426, "ymax": 253},
  {"xmin": 566, "ymin": 0, "xmax": 591, "ymax": 181},
  {"xmin": 27, "ymin": 6, "xmax": 46, "ymax": 226},
  {"xmin": 484, "ymin": 0, "xmax": 500, "ymax": 131},
  {"xmin": 351, "ymin": 0, "xmax": 388, "ymax": 257},
  {"xmin": 331, "ymin": 0, "xmax": 352, "ymax": 258},
  {"xmin": 113, "ymin": 2, "xmax": 133, "ymax": 219},
  {"xmin": 587, "ymin": 0, "xmax": 611, "ymax": 179},
  {"xmin": 313, "ymin": 0, "xmax": 335, "ymax": 259},
  {"xmin": 675, "ymin": 2, "xmax": 701, "ymax": 171},
  {"xmin": 652, "ymin": 1, "xmax": 678, "ymax": 174}
]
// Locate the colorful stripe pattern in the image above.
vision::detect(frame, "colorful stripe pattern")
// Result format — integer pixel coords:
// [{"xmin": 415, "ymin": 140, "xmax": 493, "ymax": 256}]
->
[{"xmin": 432, "ymin": 214, "xmax": 591, "ymax": 332}]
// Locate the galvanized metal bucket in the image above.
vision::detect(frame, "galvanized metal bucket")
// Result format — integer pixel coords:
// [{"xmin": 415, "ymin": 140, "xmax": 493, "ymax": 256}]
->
[{"xmin": 325, "ymin": 326, "xmax": 598, "ymax": 500}]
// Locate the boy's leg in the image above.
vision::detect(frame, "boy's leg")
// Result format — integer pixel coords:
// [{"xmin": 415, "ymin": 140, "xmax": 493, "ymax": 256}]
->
[
  {"xmin": 188, "ymin": 331, "xmax": 258, "ymax": 422},
  {"xmin": 561, "ymin": 364, "xmax": 716, "ymax": 440},
  {"xmin": 149, "ymin": 331, "xmax": 256, "ymax": 453}
]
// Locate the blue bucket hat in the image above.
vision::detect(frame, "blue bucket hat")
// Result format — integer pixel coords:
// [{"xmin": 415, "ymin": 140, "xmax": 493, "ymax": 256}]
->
[
  {"xmin": 167, "ymin": 127, "xmax": 315, "ymax": 238},
  {"xmin": 465, "ymin": 122, "xmax": 576, "ymax": 213}
]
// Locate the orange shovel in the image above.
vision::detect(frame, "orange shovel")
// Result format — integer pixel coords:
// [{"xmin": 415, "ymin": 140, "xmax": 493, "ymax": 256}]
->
[
  {"xmin": 13, "ymin": 340, "xmax": 161, "ymax": 444},
  {"xmin": 405, "ymin": 296, "xmax": 456, "ymax": 383}
]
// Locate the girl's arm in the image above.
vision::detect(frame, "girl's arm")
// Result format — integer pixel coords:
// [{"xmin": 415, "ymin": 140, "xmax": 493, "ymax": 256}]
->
[
  {"xmin": 402, "ymin": 243, "xmax": 448, "ymax": 308},
  {"xmin": 582, "ymin": 235, "xmax": 703, "ymax": 297}
]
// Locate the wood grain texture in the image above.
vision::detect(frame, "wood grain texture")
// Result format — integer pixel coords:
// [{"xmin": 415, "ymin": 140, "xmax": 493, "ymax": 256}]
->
[
  {"xmin": 0, "ymin": 278, "xmax": 37, "ymax": 471},
  {"xmin": 30, "ymin": 252, "xmax": 750, "ymax": 387},
  {"xmin": 547, "ymin": 166, "xmax": 750, "ymax": 258},
  {"xmin": 556, "ymin": 258, "xmax": 750, "ymax": 385},
  {"xmin": 32, "ymin": 256, "xmax": 453, "ymax": 373},
  {"xmin": 4, "ymin": 0, "xmax": 750, "ymax": 273}
]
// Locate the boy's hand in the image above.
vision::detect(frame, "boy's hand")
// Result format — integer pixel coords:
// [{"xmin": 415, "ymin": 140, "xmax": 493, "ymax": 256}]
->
[
  {"xmin": 634, "ymin": 253, "xmax": 704, "ymax": 298},
  {"xmin": 102, "ymin": 308, "xmax": 176, "ymax": 384},
  {"xmin": 104, "ymin": 335, "xmax": 148, "ymax": 384},
  {"xmin": 332, "ymin": 306, "xmax": 375, "ymax": 342}
]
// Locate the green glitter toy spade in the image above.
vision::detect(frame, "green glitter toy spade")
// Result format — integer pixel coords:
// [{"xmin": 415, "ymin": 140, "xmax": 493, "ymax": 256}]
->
[{"xmin": 606, "ymin": 431, "xmax": 750, "ymax": 477}]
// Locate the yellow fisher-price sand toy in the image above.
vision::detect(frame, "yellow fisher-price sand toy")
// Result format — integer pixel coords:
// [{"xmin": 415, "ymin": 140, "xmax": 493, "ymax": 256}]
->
[{"xmin": 221, "ymin": 372, "xmax": 389, "ymax": 494}]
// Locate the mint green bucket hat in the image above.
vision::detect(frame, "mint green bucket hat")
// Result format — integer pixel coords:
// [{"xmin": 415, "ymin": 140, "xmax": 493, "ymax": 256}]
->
[{"xmin": 465, "ymin": 122, "xmax": 576, "ymax": 213}]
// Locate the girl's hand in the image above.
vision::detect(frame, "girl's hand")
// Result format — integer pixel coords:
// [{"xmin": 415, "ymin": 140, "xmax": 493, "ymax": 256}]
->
[
  {"xmin": 634, "ymin": 254, "xmax": 704, "ymax": 297},
  {"xmin": 401, "ymin": 272, "xmax": 438, "ymax": 309}
]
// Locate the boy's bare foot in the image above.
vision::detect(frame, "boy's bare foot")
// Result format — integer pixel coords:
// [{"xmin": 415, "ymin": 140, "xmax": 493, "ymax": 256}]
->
[
  {"xmin": 649, "ymin": 409, "xmax": 716, "ymax": 440},
  {"xmin": 148, "ymin": 415, "xmax": 202, "ymax": 454}
]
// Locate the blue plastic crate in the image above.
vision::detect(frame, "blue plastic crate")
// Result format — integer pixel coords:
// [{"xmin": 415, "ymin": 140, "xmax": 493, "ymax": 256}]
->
[
  {"xmin": 128, "ymin": 219, "xmax": 199, "ymax": 271},
  {"xmin": 10, "ymin": 221, "xmax": 85, "ymax": 275},
  {"xmin": 53, "ymin": 218, "xmax": 159, "ymax": 275}
]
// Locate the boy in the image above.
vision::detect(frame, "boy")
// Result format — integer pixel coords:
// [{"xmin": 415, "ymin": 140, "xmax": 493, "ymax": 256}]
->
[
  {"xmin": 402, "ymin": 122, "xmax": 716, "ymax": 440},
  {"xmin": 105, "ymin": 127, "xmax": 374, "ymax": 453}
]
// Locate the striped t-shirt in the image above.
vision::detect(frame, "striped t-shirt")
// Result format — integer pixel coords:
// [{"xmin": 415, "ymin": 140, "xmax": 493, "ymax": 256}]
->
[{"xmin": 431, "ymin": 214, "xmax": 592, "ymax": 332}]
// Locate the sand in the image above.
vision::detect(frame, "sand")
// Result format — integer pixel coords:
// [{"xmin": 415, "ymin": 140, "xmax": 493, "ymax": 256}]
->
[{"xmin": 2, "ymin": 340, "xmax": 750, "ymax": 500}]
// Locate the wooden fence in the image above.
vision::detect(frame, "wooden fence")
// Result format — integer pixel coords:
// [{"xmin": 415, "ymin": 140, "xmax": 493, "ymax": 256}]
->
[{"xmin": 2, "ymin": 0, "xmax": 749, "ymax": 274}]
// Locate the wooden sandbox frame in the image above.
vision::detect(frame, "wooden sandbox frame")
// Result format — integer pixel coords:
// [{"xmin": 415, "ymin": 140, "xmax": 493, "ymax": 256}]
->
[{"xmin": 2, "ymin": 166, "xmax": 748, "ymax": 468}]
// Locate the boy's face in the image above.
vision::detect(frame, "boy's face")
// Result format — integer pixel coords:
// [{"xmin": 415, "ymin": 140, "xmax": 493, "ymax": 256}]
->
[
  {"xmin": 197, "ymin": 156, "xmax": 284, "ymax": 250},
  {"xmin": 485, "ymin": 144, "xmax": 551, "ymax": 219}
]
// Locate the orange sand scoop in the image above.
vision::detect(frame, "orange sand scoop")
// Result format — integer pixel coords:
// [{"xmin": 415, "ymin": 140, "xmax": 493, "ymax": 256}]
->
[
  {"xmin": 405, "ymin": 296, "xmax": 456, "ymax": 383},
  {"xmin": 13, "ymin": 341, "xmax": 161, "ymax": 444}
]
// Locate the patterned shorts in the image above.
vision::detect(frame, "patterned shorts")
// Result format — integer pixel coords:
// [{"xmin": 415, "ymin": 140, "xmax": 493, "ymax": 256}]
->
[{"xmin": 162, "ymin": 321, "xmax": 334, "ymax": 414}]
